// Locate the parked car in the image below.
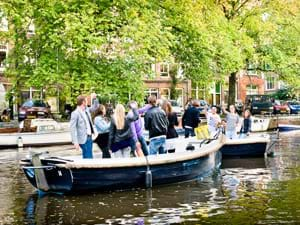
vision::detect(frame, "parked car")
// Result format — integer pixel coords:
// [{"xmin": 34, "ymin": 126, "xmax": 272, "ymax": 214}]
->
[
  {"xmin": 273, "ymin": 100, "xmax": 290, "ymax": 114},
  {"xmin": 235, "ymin": 100, "xmax": 244, "ymax": 115},
  {"xmin": 287, "ymin": 101, "xmax": 300, "ymax": 114},
  {"xmin": 196, "ymin": 100, "xmax": 208, "ymax": 117},
  {"xmin": 245, "ymin": 95, "xmax": 273, "ymax": 115},
  {"xmin": 19, "ymin": 99, "xmax": 51, "ymax": 121},
  {"xmin": 169, "ymin": 100, "xmax": 184, "ymax": 117}
]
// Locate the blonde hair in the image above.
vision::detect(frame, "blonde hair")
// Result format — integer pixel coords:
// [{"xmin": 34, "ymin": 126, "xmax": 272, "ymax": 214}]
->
[{"xmin": 113, "ymin": 104, "xmax": 125, "ymax": 129}]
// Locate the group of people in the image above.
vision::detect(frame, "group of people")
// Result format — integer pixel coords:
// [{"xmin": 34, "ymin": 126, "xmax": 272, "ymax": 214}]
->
[
  {"xmin": 70, "ymin": 94, "xmax": 252, "ymax": 159},
  {"xmin": 70, "ymin": 95, "xmax": 180, "ymax": 159},
  {"xmin": 182, "ymin": 99, "xmax": 252, "ymax": 140},
  {"xmin": 205, "ymin": 104, "xmax": 251, "ymax": 139}
]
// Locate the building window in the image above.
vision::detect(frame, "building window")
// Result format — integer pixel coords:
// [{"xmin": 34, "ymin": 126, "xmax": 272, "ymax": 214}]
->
[
  {"xmin": 0, "ymin": 15, "xmax": 8, "ymax": 31},
  {"xmin": 246, "ymin": 85, "xmax": 258, "ymax": 95},
  {"xmin": 160, "ymin": 88, "xmax": 170, "ymax": 100},
  {"xmin": 266, "ymin": 76, "xmax": 275, "ymax": 90},
  {"xmin": 145, "ymin": 88, "xmax": 159, "ymax": 102},
  {"xmin": 175, "ymin": 88, "xmax": 184, "ymax": 106},
  {"xmin": 28, "ymin": 22, "xmax": 35, "ymax": 34},
  {"xmin": 0, "ymin": 52, "xmax": 6, "ymax": 72},
  {"xmin": 160, "ymin": 63, "xmax": 169, "ymax": 77}
]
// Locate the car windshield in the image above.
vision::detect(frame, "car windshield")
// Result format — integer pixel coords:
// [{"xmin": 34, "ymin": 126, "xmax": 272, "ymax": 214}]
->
[
  {"xmin": 170, "ymin": 100, "xmax": 179, "ymax": 107},
  {"xmin": 199, "ymin": 100, "xmax": 207, "ymax": 106},
  {"xmin": 289, "ymin": 101, "xmax": 300, "ymax": 105},
  {"xmin": 22, "ymin": 100, "xmax": 46, "ymax": 107},
  {"xmin": 247, "ymin": 95, "xmax": 272, "ymax": 102}
]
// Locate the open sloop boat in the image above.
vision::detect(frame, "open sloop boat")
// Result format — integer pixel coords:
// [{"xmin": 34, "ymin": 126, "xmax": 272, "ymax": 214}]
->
[{"xmin": 21, "ymin": 135, "xmax": 224, "ymax": 194}]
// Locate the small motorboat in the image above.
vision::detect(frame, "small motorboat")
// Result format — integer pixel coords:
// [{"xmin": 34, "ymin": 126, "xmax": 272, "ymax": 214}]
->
[
  {"xmin": 220, "ymin": 133, "xmax": 270, "ymax": 158},
  {"xmin": 20, "ymin": 135, "xmax": 223, "ymax": 194},
  {"xmin": 0, "ymin": 118, "xmax": 71, "ymax": 148},
  {"xmin": 249, "ymin": 117, "xmax": 271, "ymax": 132},
  {"xmin": 278, "ymin": 124, "xmax": 300, "ymax": 132},
  {"xmin": 235, "ymin": 116, "xmax": 271, "ymax": 133}
]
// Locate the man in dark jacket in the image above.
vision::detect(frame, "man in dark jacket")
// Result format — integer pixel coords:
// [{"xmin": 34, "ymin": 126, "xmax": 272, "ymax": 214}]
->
[
  {"xmin": 182, "ymin": 100, "xmax": 201, "ymax": 138},
  {"xmin": 144, "ymin": 95, "xmax": 169, "ymax": 155}
]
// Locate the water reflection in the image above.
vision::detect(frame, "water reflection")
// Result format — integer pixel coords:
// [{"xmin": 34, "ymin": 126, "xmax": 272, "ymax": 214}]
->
[
  {"xmin": 1, "ymin": 132, "xmax": 300, "ymax": 224},
  {"xmin": 23, "ymin": 179, "xmax": 225, "ymax": 225}
]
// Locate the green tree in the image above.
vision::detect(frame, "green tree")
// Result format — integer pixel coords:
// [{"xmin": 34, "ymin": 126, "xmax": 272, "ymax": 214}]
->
[{"xmin": 1, "ymin": 0, "xmax": 173, "ymax": 106}]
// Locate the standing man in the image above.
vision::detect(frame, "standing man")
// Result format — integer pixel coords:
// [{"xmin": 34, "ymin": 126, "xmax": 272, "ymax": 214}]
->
[
  {"xmin": 144, "ymin": 95, "xmax": 169, "ymax": 155},
  {"xmin": 70, "ymin": 95, "xmax": 94, "ymax": 158},
  {"xmin": 182, "ymin": 100, "xmax": 201, "ymax": 138}
]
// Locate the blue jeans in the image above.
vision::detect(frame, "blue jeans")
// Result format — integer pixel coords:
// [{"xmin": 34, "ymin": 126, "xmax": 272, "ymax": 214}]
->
[
  {"xmin": 138, "ymin": 135, "xmax": 149, "ymax": 156},
  {"xmin": 79, "ymin": 136, "xmax": 93, "ymax": 158},
  {"xmin": 149, "ymin": 136, "xmax": 166, "ymax": 155},
  {"xmin": 226, "ymin": 130, "xmax": 238, "ymax": 139},
  {"xmin": 184, "ymin": 128, "xmax": 195, "ymax": 138}
]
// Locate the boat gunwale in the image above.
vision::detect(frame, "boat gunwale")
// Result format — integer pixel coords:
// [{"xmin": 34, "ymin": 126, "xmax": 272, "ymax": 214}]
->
[{"xmin": 45, "ymin": 138, "xmax": 223, "ymax": 169}]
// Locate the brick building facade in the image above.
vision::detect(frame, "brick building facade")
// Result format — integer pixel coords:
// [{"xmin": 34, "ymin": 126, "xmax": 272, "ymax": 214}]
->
[
  {"xmin": 236, "ymin": 70, "xmax": 280, "ymax": 103},
  {"xmin": 143, "ymin": 63, "xmax": 192, "ymax": 106}
]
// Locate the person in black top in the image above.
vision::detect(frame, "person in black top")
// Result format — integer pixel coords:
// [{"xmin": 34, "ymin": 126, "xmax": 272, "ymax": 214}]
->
[
  {"xmin": 109, "ymin": 103, "xmax": 139, "ymax": 158},
  {"xmin": 162, "ymin": 100, "xmax": 179, "ymax": 139},
  {"xmin": 182, "ymin": 100, "xmax": 201, "ymax": 138},
  {"xmin": 144, "ymin": 95, "xmax": 169, "ymax": 155},
  {"xmin": 239, "ymin": 109, "xmax": 252, "ymax": 138}
]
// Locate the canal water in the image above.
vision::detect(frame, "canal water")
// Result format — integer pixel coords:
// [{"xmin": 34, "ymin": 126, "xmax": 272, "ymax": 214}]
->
[{"xmin": 1, "ymin": 131, "xmax": 300, "ymax": 225}]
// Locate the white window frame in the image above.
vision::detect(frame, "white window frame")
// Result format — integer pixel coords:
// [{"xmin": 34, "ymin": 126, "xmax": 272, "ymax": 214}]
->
[
  {"xmin": 159, "ymin": 63, "xmax": 169, "ymax": 77},
  {"xmin": 145, "ymin": 88, "xmax": 159, "ymax": 97},
  {"xmin": 265, "ymin": 76, "xmax": 275, "ymax": 90},
  {"xmin": 175, "ymin": 88, "xmax": 184, "ymax": 106},
  {"xmin": 0, "ymin": 43, "xmax": 8, "ymax": 72},
  {"xmin": 0, "ymin": 15, "xmax": 8, "ymax": 31},
  {"xmin": 28, "ymin": 22, "xmax": 35, "ymax": 34},
  {"xmin": 246, "ymin": 84, "xmax": 258, "ymax": 95},
  {"xmin": 247, "ymin": 70, "xmax": 258, "ymax": 76},
  {"xmin": 160, "ymin": 88, "xmax": 170, "ymax": 100}
]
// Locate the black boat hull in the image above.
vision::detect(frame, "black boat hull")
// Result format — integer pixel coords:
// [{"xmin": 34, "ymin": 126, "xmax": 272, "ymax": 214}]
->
[{"xmin": 23, "ymin": 151, "xmax": 222, "ymax": 193}]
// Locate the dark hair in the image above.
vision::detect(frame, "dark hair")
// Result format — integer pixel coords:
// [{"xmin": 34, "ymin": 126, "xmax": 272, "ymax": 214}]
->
[
  {"xmin": 148, "ymin": 95, "xmax": 157, "ymax": 106},
  {"xmin": 244, "ymin": 109, "xmax": 251, "ymax": 118},
  {"xmin": 77, "ymin": 95, "xmax": 86, "ymax": 106}
]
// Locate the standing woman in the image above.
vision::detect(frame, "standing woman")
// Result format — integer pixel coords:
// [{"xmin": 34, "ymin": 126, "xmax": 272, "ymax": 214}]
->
[
  {"xmin": 94, "ymin": 105, "xmax": 111, "ymax": 158},
  {"xmin": 222, "ymin": 104, "xmax": 240, "ymax": 139},
  {"xmin": 239, "ymin": 109, "xmax": 252, "ymax": 138},
  {"xmin": 109, "ymin": 104, "xmax": 138, "ymax": 158},
  {"xmin": 162, "ymin": 100, "xmax": 179, "ymax": 139}
]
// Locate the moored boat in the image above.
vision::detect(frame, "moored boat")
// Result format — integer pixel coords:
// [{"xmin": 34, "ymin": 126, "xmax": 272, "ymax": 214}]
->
[
  {"xmin": 249, "ymin": 117, "xmax": 270, "ymax": 132},
  {"xmin": 220, "ymin": 133, "xmax": 270, "ymax": 158},
  {"xmin": 20, "ymin": 135, "xmax": 223, "ymax": 193},
  {"xmin": 0, "ymin": 118, "xmax": 71, "ymax": 148},
  {"xmin": 278, "ymin": 124, "xmax": 300, "ymax": 132}
]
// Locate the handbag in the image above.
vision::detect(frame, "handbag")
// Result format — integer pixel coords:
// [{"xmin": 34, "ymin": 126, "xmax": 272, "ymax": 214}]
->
[{"xmin": 194, "ymin": 125, "xmax": 210, "ymax": 140}]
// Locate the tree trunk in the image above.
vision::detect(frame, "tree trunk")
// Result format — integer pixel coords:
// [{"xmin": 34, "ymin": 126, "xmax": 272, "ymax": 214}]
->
[{"xmin": 228, "ymin": 72, "xmax": 237, "ymax": 107}]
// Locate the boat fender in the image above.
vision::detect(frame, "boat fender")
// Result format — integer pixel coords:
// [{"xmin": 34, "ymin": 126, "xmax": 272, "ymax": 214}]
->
[
  {"xmin": 145, "ymin": 156, "xmax": 152, "ymax": 188},
  {"xmin": 17, "ymin": 137, "xmax": 23, "ymax": 148},
  {"xmin": 186, "ymin": 144, "xmax": 195, "ymax": 151},
  {"xmin": 145, "ymin": 170, "xmax": 152, "ymax": 188}
]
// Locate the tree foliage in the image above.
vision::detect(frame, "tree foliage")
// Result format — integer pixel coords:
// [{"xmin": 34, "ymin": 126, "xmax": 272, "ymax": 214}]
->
[{"xmin": 0, "ymin": 0, "xmax": 299, "ymax": 106}]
